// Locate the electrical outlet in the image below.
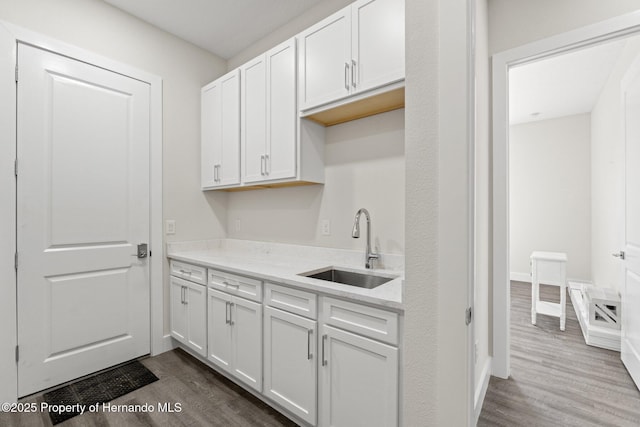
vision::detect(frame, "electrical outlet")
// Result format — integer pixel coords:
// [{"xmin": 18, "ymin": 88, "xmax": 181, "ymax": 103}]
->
[
  {"xmin": 321, "ymin": 219, "xmax": 331, "ymax": 236},
  {"xmin": 165, "ymin": 220, "xmax": 176, "ymax": 235}
]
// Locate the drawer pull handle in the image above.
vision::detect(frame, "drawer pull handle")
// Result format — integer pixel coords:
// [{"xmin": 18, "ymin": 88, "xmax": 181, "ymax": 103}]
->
[
  {"xmin": 307, "ymin": 329, "xmax": 313, "ymax": 360},
  {"xmin": 322, "ymin": 334, "xmax": 328, "ymax": 366}
]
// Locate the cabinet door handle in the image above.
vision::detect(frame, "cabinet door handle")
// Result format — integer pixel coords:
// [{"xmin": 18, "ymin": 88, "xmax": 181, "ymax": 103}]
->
[
  {"xmin": 322, "ymin": 334, "xmax": 328, "ymax": 366},
  {"xmin": 307, "ymin": 329, "xmax": 313, "ymax": 360},
  {"xmin": 180, "ymin": 286, "xmax": 184, "ymax": 304},
  {"xmin": 344, "ymin": 62, "xmax": 350, "ymax": 91},
  {"xmin": 183, "ymin": 286, "xmax": 188, "ymax": 305},
  {"xmin": 264, "ymin": 154, "xmax": 269, "ymax": 175},
  {"xmin": 260, "ymin": 155, "xmax": 265, "ymax": 176},
  {"xmin": 351, "ymin": 59, "xmax": 357, "ymax": 88},
  {"xmin": 229, "ymin": 302, "xmax": 235, "ymax": 325},
  {"xmin": 225, "ymin": 301, "xmax": 230, "ymax": 324},
  {"xmin": 213, "ymin": 164, "xmax": 218, "ymax": 182}
]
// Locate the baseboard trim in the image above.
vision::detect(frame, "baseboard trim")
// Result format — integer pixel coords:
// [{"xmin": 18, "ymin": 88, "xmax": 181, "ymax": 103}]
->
[
  {"xmin": 475, "ymin": 356, "xmax": 492, "ymax": 422},
  {"xmin": 161, "ymin": 334, "xmax": 177, "ymax": 353},
  {"xmin": 510, "ymin": 272, "xmax": 531, "ymax": 283}
]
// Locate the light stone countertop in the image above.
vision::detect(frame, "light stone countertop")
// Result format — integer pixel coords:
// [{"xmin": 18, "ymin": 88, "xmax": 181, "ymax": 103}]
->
[{"xmin": 166, "ymin": 239, "xmax": 404, "ymax": 311}]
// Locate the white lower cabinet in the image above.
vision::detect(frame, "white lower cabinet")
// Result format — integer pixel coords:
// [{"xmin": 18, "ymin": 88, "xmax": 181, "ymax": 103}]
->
[
  {"xmin": 207, "ymin": 287, "xmax": 263, "ymax": 392},
  {"xmin": 170, "ymin": 276, "xmax": 207, "ymax": 357},
  {"xmin": 264, "ymin": 306, "xmax": 317, "ymax": 425},
  {"xmin": 319, "ymin": 324, "xmax": 398, "ymax": 427},
  {"xmin": 169, "ymin": 259, "xmax": 400, "ymax": 427}
]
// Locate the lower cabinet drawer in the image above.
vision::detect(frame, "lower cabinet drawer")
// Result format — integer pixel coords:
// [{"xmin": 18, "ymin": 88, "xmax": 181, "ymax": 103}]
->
[
  {"xmin": 321, "ymin": 297, "xmax": 399, "ymax": 346},
  {"xmin": 170, "ymin": 260, "xmax": 207, "ymax": 285},
  {"xmin": 208, "ymin": 269, "xmax": 262, "ymax": 302},
  {"xmin": 265, "ymin": 283, "xmax": 317, "ymax": 319}
]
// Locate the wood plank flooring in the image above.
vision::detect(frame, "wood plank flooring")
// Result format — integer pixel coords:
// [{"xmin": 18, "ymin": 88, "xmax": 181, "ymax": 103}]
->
[
  {"xmin": 0, "ymin": 348, "xmax": 298, "ymax": 427},
  {"xmin": 478, "ymin": 281, "xmax": 640, "ymax": 427}
]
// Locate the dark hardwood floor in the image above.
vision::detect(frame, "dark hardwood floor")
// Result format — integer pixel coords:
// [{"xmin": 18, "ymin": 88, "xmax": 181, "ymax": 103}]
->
[
  {"xmin": 0, "ymin": 348, "xmax": 298, "ymax": 427},
  {"xmin": 478, "ymin": 281, "xmax": 640, "ymax": 427}
]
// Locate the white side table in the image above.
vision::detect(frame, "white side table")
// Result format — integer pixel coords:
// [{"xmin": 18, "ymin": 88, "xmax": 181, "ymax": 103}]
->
[{"xmin": 530, "ymin": 251, "xmax": 568, "ymax": 331}]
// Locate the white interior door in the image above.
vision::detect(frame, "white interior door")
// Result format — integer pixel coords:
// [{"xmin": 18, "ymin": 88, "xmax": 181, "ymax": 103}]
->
[
  {"xmin": 17, "ymin": 43, "xmax": 150, "ymax": 397},
  {"xmin": 621, "ymin": 54, "xmax": 640, "ymax": 390}
]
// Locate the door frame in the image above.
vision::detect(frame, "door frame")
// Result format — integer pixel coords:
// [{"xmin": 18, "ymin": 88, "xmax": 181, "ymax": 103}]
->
[
  {"xmin": 0, "ymin": 21, "xmax": 164, "ymax": 403},
  {"xmin": 491, "ymin": 11, "xmax": 640, "ymax": 378}
]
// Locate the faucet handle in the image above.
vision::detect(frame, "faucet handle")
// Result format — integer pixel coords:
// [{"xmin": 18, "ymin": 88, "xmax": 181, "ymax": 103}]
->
[{"xmin": 366, "ymin": 252, "xmax": 380, "ymax": 269}]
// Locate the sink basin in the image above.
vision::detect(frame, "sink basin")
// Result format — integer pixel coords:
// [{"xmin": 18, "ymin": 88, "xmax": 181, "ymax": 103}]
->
[{"xmin": 300, "ymin": 268, "xmax": 396, "ymax": 289}]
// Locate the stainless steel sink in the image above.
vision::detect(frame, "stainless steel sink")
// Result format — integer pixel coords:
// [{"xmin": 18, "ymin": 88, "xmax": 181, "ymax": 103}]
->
[{"xmin": 300, "ymin": 268, "xmax": 396, "ymax": 289}]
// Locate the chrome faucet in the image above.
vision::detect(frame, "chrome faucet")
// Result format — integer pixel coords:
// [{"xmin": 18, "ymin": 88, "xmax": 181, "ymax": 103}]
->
[{"xmin": 351, "ymin": 208, "xmax": 379, "ymax": 269}]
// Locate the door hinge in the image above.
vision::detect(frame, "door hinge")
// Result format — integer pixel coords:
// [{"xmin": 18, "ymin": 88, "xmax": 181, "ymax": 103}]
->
[
  {"xmin": 15, "ymin": 63, "xmax": 18, "ymax": 83},
  {"xmin": 465, "ymin": 307, "xmax": 473, "ymax": 325},
  {"xmin": 14, "ymin": 252, "xmax": 18, "ymax": 271},
  {"xmin": 15, "ymin": 345, "xmax": 19, "ymax": 362}
]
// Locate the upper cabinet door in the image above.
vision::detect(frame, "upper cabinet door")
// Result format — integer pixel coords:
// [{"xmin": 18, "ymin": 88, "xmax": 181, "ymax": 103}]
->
[
  {"xmin": 266, "ymin": 38, "xmax": 297, "ymax": 181},
  {"xmin": 241, "ymin": 56, "xmax": 268, "ymax": 184},
  {"xmin": 298, "ymin": 7, "xmax": 351, "ymax": 111},
  {"xmin": 201, "ymin": 82, "xmax": 220, "ymax": 188},
  {"xmin": 201, "ymin": 69, "xmax": 240, "ymax": 189},
  {"xmin": 352, "ymin": 0, "xmax": 405, "ymax": 93}
]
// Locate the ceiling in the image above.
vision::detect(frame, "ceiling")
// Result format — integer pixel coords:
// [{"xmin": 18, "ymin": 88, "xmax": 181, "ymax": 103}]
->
[
  {"xmin": 103, "ymin": 0, "xmax": 324, "ymax": 59},
  {"xmin": 509, "ymin": 38, "xmax": 629, "ymax": 125}
]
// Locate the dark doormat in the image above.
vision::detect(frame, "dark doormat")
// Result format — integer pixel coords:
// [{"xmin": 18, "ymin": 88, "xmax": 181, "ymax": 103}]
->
[{"xmin": 42, "ymin": 360, "xmax": 158, "ymax": 425}]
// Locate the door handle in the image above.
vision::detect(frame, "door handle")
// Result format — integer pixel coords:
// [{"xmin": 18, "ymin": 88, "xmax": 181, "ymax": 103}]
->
[
  {"xmin": 307, "ymin": 329, "xmax": 313, "ymax": 360},
  {"xmin": 132, "ymin": 243, "xmax": 148, "ymax": 259},
  {"xmin": 612, "ymin": 251, "xmax": 626, "ymax": 260},
  {"xmin": 260, "ymin": 155, "xmax": 265, "ymax": 176},
  {"xmin": 344, "ymin": 62, "xmax": 350, "ymax": 91},
  {"xmin": 322, "ymin": 334, "xmax": 328, "ymax": 366},
  {"xmin": 183, "ymin": 286, "xmax": 188, "ymax": 305},
  {"xmin": 181, "ymin": 286, "xmax": 186, "ymax": 304},
  {"xmin": 213, "ymin": 164, "xmax": 218, "ymax": 182},
  {"xmin": 264, "ymin": 154, "xmax": 269, "ymax": 175},
  {"xmin": 229, "ymin": 302, "xmax": 235, "ymax": 325},
  {"xmin": 225, "ymin": 301, "xmax": 230, "ymax": 324}
]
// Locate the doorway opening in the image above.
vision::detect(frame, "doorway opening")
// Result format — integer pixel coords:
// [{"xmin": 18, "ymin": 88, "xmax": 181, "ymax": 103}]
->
[{"xmin": 491, "ymin": 12, "xmax": 640, "ymax": 380}]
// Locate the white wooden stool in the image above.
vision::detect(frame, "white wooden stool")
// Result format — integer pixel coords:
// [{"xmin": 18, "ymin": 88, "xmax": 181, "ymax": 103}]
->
[{"xmin": 530, "ymin": 251, "xmax": 568, "ymax": 331}]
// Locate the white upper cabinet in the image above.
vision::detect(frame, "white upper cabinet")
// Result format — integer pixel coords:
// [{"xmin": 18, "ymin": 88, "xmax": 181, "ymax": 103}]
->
[
  {"xmin": 298, "ymin": 8, "xmax": 351, "ymax": 111},
  {"xmin": 241, "ymin": 55, "xmax": 267, "ymax": 184},
  {"xmin": 242, "ymin": 39, "xmax": 297, "ymax": 184},
  {"xmin": 266, "ymin": 39, "xmax": 298, "ymax": 181},
  {"xmin": 352, "ymin": 0, "xmax": 405, "ymax": 93},
  {"xmin": 299, "ymin": 0, "xmax": 405, "ymax": 112},
  {"xmin": 201, "ymin": 69, "xmax": 241, "ymax": 189}
]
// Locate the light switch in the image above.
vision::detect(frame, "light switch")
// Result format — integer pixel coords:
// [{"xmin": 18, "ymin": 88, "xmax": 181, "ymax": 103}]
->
[
  {"xmin": 321, "ymin": 219, "xmax": 331, "ymax": 236},
  {"xmin": 165, "ymin": 220, "xmax": 176, "ymax": 235}
]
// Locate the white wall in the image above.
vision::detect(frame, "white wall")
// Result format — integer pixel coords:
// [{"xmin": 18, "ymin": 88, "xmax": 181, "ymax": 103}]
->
[
  {"xmin": 488, "ymin": 0, "xmax": 640, "ymax": 54},
  {"xmin": 509, "ymin": 114, "xmax": 592, "ymax": 282},
  {"xmin": 474, "ymin": 0, "xmax": 492, "ymax": 417},
  {"xmin": 592, "ymin": 37, "xmax": 640, "ymax": 292},
  {"xmin": 403, "ymin": 0, "xmax": 439, "ymax": 422},
  {"xmin": 0, "ymin": 21, "xmax": 17, "ymax": 405},
  {"xmin": 226, "ymin": 109, "xmax": 405, "ymax": 255},
  {"xmin": 0, "ymin": 0, "xmax": 228, "ymax": 339}
]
